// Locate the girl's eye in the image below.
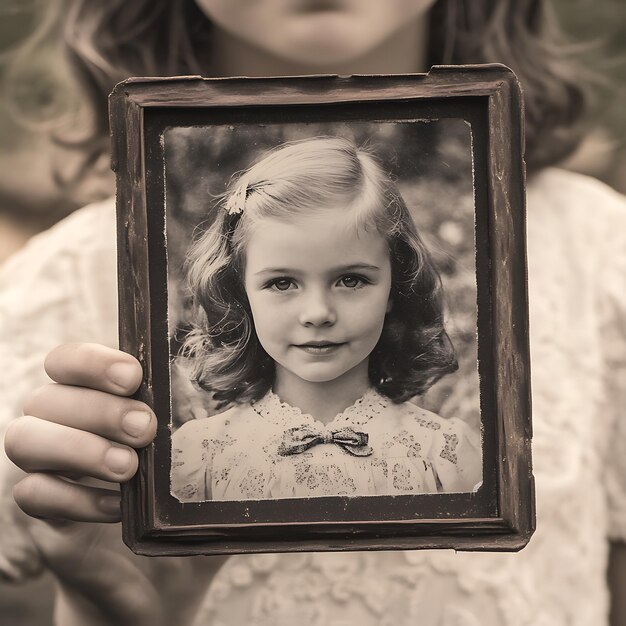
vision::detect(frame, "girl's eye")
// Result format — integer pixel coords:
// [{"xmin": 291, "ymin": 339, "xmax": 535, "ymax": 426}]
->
[
  {"xmin": 268, "ymin": 278, "xmax": 295, "ymax": 291},
  {"xmin": 338, "ymin": 275, "xmax": 365, "ymax": 289}
]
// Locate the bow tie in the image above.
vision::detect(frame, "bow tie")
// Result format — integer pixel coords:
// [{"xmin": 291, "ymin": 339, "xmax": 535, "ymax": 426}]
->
[{"xmin": 277, "ymin": 425, "xmax": 373, "ymax": 457}]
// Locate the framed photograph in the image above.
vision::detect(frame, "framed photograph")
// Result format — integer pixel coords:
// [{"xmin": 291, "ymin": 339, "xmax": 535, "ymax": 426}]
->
[{"xmin": 110, "ymin": 66, "xmax": 534, "ymax": 556}]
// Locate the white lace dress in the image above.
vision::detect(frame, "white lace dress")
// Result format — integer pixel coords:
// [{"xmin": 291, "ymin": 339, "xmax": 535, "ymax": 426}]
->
[
  {"xmin": 171, "ymin": 389, "xmax": 482, "ymax": 501},
  {"xmin": 1, "ymin": 168, "xmax": 625, "ymax": 625}
]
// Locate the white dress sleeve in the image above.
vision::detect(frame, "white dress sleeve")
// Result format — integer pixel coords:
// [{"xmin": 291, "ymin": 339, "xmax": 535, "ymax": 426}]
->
[
  {"xmin": 596, "ymin": 187, "xmax": 626, "ymax": 541},
  {"xmin": 0, "ymin": 199, "xmax": 118, "ymax": 434}
]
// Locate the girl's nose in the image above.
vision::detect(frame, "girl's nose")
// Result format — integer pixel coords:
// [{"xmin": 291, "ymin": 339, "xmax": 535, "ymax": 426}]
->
[{"xmin": 299, "ymin": 291, "xmax": 337, "ymax": 327}]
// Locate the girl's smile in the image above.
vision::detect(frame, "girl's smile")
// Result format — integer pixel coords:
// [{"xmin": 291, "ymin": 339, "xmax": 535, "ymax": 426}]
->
[
  {"xmin": 244, "ymin": 211, "xmax": 392, "ymax": 391},
  {"xmin": 294, "ymin": 341, "xmax": 346, "ymax": 355}
]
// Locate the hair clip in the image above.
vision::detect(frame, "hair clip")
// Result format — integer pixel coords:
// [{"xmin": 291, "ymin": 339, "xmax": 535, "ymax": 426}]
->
[{"xmin": 225, "ymin": 182, "xmax": 248, "ymax": 215}]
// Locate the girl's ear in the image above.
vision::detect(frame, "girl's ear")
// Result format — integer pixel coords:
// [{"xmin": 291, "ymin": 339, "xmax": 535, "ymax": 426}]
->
[{"xmin": 386, "ymin": 297, "xmax": 393, "ymax": 314}]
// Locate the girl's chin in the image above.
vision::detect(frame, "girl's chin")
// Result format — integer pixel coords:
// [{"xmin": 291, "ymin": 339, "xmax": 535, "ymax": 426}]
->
[
  {"xmin": 293, "ymin": 371, "xmax": 348, "ymax": 384},
  {"xmin": 289, "ymin": 363, "xmax": 363, "ymax": 385},
  {"xmin": 259, "ymin": 18, "xmax": 377, "ymax": 66}
]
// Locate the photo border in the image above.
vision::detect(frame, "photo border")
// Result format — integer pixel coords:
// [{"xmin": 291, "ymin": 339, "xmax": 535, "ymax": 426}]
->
[{"xmin": 110, "ymin": 66, "xmax": 534, "ymax": 556}]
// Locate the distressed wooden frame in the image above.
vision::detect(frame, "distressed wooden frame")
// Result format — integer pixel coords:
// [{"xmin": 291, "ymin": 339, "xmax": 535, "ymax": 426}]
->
[{"xmin": 110, "ymin": 65, "xmax": 534, "ymax": 556}]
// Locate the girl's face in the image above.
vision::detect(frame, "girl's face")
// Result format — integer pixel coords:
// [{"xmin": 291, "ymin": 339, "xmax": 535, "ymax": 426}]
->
[
  {"xmin": 243, "ymin": 210, "xmax": 392, "ymax": 388},
  {"xmin": 195, "ymin": 0, "xmax": 436, "ymax": 67}
]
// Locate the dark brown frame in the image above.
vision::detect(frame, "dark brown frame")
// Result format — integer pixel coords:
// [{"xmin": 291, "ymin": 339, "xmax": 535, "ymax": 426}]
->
[{"xmin": 110, "ymin": 65, "xmax": 534, "ymax": 556}]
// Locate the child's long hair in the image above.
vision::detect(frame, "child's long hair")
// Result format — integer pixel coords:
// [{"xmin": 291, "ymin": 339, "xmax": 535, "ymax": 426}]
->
[
  {"xmin": 5, "ymin": 0, "xmax": 586, "ymax": 197},
  {"xmin": 183, "ymin": 137, "xmax": 457, "ymax": 406}
]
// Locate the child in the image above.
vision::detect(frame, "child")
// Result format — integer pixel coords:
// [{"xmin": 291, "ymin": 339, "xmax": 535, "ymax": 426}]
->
[
  {"xmin": 171, "ymin": 136, "xmax": 481, "ymax": 501},
  {"xmin": 2, "ymin": 2, "xmax": 625, "ymax": 626}
]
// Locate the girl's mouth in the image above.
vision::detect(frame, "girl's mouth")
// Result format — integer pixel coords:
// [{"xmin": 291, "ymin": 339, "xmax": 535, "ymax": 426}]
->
[{"xmin": 295, "ymin": 342, "xmax": 345, "ymax": 355}]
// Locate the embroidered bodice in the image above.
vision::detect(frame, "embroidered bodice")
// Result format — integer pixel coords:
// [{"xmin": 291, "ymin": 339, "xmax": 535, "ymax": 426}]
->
[{"xmin": 171, "ymin": 389, "xmax": 482, "ymax": 501}]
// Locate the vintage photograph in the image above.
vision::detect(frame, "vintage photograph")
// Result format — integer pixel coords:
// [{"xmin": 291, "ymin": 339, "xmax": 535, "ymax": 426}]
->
[
  {"xmin": 110, "ymin": 71, "xmax": 532, "ymax": 554},
  {"xmin": 164, "ymin": 122, "xmax": 483, "ymax": 503}
]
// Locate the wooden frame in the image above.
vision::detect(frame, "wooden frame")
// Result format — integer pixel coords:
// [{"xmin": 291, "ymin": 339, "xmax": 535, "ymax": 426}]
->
[{"xmin": 110, "ymin": 65, "xmax": 534, "ymax": 556}]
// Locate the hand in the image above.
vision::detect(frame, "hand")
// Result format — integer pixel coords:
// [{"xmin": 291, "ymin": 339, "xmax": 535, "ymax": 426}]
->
[
  {"xmin": 4, "ymin": 343, "xmax": 227, "ymax": 625},
  {"xmin": 5, "ymin": 343, "xmax": 154, "ymax": 522}
]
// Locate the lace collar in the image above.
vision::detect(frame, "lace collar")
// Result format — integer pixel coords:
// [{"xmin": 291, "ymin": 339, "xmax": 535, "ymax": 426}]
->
[{"xmin": 251, "ymin": 387, "xmax": 391, "ymax": 429}]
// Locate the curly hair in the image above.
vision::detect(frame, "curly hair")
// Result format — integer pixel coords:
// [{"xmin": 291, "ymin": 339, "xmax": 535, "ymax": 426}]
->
[
  {"xmin": 182, "ymin": 136, "xmax": 458, "ymax": 406},
  {"xmin": 5, "ymin": 0, "xmax": 587, "ymax": 189}
]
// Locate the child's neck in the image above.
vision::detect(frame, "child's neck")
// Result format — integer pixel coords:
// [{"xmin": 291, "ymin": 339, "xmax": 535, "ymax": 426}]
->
[{"xmin": 274, "ymin": 362, "xmax": 370, "ymax": 425}]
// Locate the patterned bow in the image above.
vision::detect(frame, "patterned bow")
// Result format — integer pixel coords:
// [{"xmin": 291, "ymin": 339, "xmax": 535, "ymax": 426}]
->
[{"xmin": 277, "ymin": 425, "xmax": 373, "ymax": 457}]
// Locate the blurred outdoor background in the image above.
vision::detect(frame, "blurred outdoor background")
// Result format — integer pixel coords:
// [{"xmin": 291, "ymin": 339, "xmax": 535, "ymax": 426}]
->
[{"xmin": 0, "ymin": 0, "xmax": 624, "ymax": 623}]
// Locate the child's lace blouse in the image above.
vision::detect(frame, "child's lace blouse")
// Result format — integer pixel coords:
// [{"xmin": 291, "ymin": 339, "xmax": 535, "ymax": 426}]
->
[{"xmin": 171, "ymin": 388, "xmax": 482, "ymax": 501}]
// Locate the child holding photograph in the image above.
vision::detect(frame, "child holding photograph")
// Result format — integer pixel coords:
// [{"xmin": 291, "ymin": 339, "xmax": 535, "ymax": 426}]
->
[
  {"xmin": 2, "ymin": 2, "xmax": 625, "ymax": 626},
  {"xmin": 171, "ymin": 136, "xmax": 481, "ymax": 502}
]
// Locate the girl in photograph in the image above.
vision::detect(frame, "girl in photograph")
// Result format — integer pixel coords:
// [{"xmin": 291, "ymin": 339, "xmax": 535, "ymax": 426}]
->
[{"xmin": 171, "ymin": 136, "xmax": 481, "ymax": 502}]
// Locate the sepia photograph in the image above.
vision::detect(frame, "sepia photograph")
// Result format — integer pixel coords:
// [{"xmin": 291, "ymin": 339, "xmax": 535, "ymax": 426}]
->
[
  {"xmin": 166, "ymin": 124, "xmax": 483, "ymax": 503},
  {"xmin": 110, "ymin": 70, "xmax": 532, "ymax": 554}
]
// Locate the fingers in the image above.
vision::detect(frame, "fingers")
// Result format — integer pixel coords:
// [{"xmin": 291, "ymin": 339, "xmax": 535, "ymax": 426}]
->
[
  {"xmin": 24, "ymin": 384, "xmax": 156, "ymax": 447},
  {"xmin": 5, "ymin": 344, "xmax": 150, "ymax": 527},
  {"xmin": 13, "ymin": 474, "xmax": 121, "ymax": 523},
  {"xmin": 5, "ymin": 417, "xmax": 137, "ymax": 483},
  {"xmin": 45, "ymin": 343, "xmax": 142, "ymax": 395}
]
